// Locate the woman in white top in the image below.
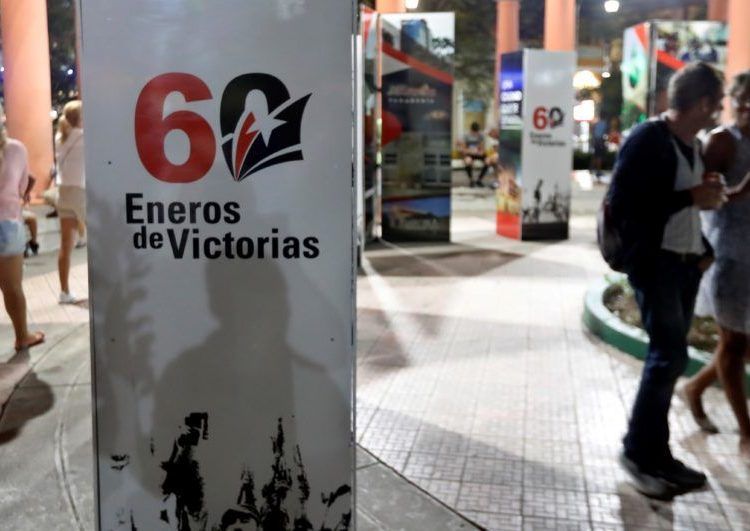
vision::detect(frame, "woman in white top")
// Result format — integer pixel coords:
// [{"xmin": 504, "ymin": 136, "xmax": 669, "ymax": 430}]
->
[{"xmin": 55, "ymin": 100, "xmax": 86, "ymax": 304}]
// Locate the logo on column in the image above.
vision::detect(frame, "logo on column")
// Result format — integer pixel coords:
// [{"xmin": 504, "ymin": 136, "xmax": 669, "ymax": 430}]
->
[
  {"xmin": 135, "ymin": 73, "xmax": 311, "ymax": 184},
  {"xmin": 220, "ymin": 74, "xmax": 311, "ymax": 182}
]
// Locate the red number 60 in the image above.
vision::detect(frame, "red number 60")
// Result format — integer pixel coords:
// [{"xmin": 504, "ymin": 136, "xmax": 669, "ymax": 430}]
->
[
  {"xmin": 533, "ymin": 106, "xmax": 548, "ymax": 130},
  {"xmin": 134, "ymin": 73, "xmax": 216, "ymax": 183}
]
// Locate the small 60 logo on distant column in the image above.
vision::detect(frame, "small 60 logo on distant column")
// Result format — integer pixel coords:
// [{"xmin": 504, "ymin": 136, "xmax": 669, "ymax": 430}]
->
[
  {"xmin": 532, "ymin": 106, "xmax": 565, "ymax": 131},
  {"xmin": 134, "ymin": 73, "xmax": 311, "ymax": 184}
]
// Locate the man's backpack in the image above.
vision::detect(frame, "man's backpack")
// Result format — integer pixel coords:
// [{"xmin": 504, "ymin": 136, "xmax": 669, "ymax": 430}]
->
[{"xmin": 596, "ymin": 196, "xmax": 627, "ymax": 273}]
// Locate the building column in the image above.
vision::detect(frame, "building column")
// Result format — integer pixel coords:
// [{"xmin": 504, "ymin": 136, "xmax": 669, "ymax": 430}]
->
[
  {"xmin": 495, "ymin": 0, "xmax": 520, "ymax": 117},
  {"xmin": 376, "ymin": 0, "xmax": 405, "ymax": 13},
  {"xmin": 544, "ymin": 0, "xmax": 576, "ymax": 52},
  {"xmin": 726, "ymin": 0, "xmax": 750, "ymax": 98},
  {"xmin": 707, "ymin": 0, "xmax": 729, "ymax": 21},
  {"xmin": 0, "ymin": 0, "xmax": 54, "ymax": 196}
]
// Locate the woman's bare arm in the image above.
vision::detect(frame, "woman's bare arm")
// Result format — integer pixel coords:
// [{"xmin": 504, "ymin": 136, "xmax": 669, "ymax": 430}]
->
[{"xmin": 702, "ymin": 128, "xmax": 736, "ymax": 175}]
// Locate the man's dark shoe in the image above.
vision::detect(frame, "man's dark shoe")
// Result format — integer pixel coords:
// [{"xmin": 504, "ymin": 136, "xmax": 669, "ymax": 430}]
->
[
  {"xmin": 658, "ymin": 459, "xmax": 707, "ymax": 491},
  {"xmin": 618, "ymin": 451, "xmax": 675, "ymax": 500}
]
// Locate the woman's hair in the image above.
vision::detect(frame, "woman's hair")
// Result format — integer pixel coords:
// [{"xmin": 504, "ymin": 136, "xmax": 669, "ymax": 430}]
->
[
  {"xmin": 730, "ymin": 70, "xmax": 750, "ymax": 99},
  {"xmin": 57, "ymin": 100, "xmax": 83, "ymax": 143}
]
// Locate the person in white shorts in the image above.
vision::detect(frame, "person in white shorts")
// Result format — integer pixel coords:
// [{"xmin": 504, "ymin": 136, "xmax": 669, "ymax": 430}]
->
[{"xmin": 55, "ymin": 100, "xmax": 86, "ymax": 304}]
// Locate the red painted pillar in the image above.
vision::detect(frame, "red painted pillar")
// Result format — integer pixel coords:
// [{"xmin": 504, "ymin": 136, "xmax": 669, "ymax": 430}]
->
[
  {"xmin": 707, "ymin": 0, "xmax": 729, "ymax": 21},
  {"xmin": 376, "ymin": 0, "xmax": 405, "ymax": 13},
  {"xmin": 0, "ymin": 0, "xmax": 54, "ymax": 197},
  {"xmin": 544, "ymin": 0, "xmax": 576, "ymax": 52},
  {"xmin": 726, "ymin": 0, "xmax": 750, "ymax": 101},
  {"xmin": 495, "ymin": 0, "xmax": 520, "ymax": 118}
]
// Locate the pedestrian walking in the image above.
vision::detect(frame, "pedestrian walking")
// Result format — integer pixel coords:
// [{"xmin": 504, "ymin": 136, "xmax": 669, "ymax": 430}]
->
[
  {"xmin": 0, "ymin": 104, "xmax": 45, "ymax": 350},
  {"xmin": 682, "ymin": 71, "xmax": 750, "ymax": 457},
  {"xmin": 55, "ymin": 100, "xmax": 86, "ymax": 304},
  {"xmin": 606, "ymin": 63, "xmax": 727, "ymax": 499}
]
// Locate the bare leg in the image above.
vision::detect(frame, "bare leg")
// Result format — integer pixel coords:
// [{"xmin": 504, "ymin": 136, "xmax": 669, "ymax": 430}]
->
[
  {"xmin": 463, "ymin": 156, "xmax": 474, "ymax": 185},
  {"xmin": 0, "ymin": 255, "xmax": 44, "ymax": 349},
  {"xmin": 715, "ymin": 327, "xmax": 750, "ymax": 444},
  {"xmin": 58, "ymin": 217, "xmax": 78, "ymax": 295},
  {"xmin": 682, "ymin": 359, "xmax": 719, "ymax": 432},
  {"xmin": 77, "ymin": 219, "xmax": 85, "ymax": 239},
  {"xmin": 25, "ymin": 214, "xmax": 38, "ymax": 242}
]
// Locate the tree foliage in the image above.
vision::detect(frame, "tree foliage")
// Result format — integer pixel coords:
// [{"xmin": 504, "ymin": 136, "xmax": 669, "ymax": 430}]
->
[
  {"xmin": 420, "ymin": 0, "xmax": 497, "ymax": 103},
  {"xmin": 47, "ymin": 0, "xmax": 78, "ymax": 110}
]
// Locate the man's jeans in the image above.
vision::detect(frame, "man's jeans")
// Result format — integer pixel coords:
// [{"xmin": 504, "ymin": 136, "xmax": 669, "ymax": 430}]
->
[{"xmin": 623, "ymin": 251, "xmax": 702, "ymax": 468}]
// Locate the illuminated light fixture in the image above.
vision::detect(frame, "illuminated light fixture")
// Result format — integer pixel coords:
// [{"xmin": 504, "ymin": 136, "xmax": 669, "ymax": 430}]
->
[
  {"xmin": 573, "ymin": 70, "xmax": 601, "ymax": 89},
  {"xmin": 602, "ymin": 71, "xmax": 612, "ymax": 79},
  {"xmin": 604, "ymin": 0, "xmax": 620, "ymax": 13},
  {"xmin": 405, "ymin": 0, "xmax": 420, "ymax": 9}
]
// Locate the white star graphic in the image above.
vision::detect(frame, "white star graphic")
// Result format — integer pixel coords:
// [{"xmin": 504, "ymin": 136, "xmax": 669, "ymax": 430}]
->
[{"xmin": 247, "ymin": 111, "xmax": 285, "ymax": 145}]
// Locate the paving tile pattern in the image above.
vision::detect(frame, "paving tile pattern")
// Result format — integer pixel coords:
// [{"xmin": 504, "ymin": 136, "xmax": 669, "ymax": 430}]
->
[
  {"xmin": 357, "ymin": 216, "xmax": 750, "ymax": 531},
  {"xmin": 2, "ymin": 206, "xmax": 749, "ymax": 530}
]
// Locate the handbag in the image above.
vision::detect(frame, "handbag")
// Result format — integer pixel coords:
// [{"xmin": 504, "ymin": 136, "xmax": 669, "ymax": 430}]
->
[{"xmin": 596, "ymin": 196, "xmax": 627, "ymax": 273}]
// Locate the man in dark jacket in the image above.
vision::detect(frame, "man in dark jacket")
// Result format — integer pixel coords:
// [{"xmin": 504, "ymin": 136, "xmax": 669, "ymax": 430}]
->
[{"xmin": 608, "ymin": 62, "xmax": 727, "ymax": 499}]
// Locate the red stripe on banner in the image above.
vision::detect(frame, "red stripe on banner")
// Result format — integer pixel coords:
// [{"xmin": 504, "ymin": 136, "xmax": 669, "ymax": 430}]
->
[
  {"xmin": 362, "ymin": 6, "xmax": 375, "ymax": 45},
  {"xmin": 656, "ymin": 50, "xmax": 685, "ymax": 72},
  {"xmin": 382, "ymin": 42, "xmax": 454, "ymax": 85},
  {"xmin": 496, "ymin": 212, "xmax": 520, "ymax": 240},
  {"xmin": 384, "ymin": 193, "xmax": 448, "ymax": 203},
  {"xmin": 635, "ymin": 23, "xmax": 648, "ymax": 48}
]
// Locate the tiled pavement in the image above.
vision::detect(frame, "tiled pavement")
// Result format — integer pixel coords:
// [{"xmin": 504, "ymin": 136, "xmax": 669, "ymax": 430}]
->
[
  {"xmin": 0, "ymin": 210, "xmax": 475, "ymax": 530},
  {"xmin": 1, "ymin": 196, "xmax": 749, "ymax": 529},
  {"xmin": 357, "ymin": 204, "xmax": 750, "ymax": 530}
]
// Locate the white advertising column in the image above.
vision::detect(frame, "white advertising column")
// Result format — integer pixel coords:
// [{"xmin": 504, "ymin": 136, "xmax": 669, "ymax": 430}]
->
[
  {"xmin": 80, "ymin": 2, "xmax": 355, "ymax": 529},
  {"xmin": 520, "ymin": 50, "xmax": 575, "ymax": 240},
  {"xmin": 497, "ymin": 50, "xmax": 574, "ymax": 240}
]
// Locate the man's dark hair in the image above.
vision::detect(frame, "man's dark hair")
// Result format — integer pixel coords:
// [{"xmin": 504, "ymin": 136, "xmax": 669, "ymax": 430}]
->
[
  {"xmin": 668, "ymin": 61, "xmax": 724, "ymax": 112},
  {"xmin": 470, "ymin": 121, "xmax": 480, "ymax": 132}
]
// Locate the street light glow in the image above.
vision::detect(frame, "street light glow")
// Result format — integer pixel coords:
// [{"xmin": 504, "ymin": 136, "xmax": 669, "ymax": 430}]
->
[
  {"xmin": 604, "ymin": 0, "xmax": 620, "ymax": 13},
  {"xmin": 405, "ymin": 0, "xmax": 419, "ymax": 9}
]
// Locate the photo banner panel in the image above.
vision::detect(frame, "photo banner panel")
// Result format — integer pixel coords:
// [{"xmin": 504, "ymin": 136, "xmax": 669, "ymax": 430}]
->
[{"xmin": 380, "ymin": 12, "xmax": 454, "ymax": 242}]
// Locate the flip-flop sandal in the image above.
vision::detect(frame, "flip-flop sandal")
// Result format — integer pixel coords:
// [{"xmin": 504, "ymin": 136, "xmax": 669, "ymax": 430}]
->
[{"xmin": 15, "ymin": 332, "xmax": 45, "ymax": 351}]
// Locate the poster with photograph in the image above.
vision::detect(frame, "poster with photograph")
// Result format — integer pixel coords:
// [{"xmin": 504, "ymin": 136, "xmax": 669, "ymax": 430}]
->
[
  {"xmin": 621, "ymin": 22, "xmax": 651, "ymax": 129},
  {"xmin": 651, "ymin": 20, "xmax": 727, "ymax": 115},
  {"xmin": 361, "ymin": 5, "xmax": 379, "ymax": 244},
  {"xmin": 81, "ymin": 1, "xmax": 355, "ymax": 529},
  {"xmin": 496, "ymin": 51, "xmax": 524, "ymax": 239},
  {"xmin": 621, "ymin": 20, "xmax": 727, "ymax": 128},
  {"xmin": 380, "ymin": 12, "xmax": 454, "ymax": 242}
]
